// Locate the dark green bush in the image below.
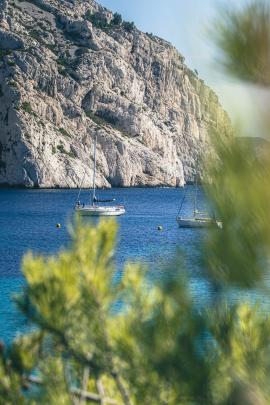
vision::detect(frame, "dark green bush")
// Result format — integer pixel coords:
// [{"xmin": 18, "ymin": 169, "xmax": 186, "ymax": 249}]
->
[
  {"xmin": 8, "ymin": 80, "xmax": 17, "ymax": 87},
  {"xmin": 85, "ymin": 9, "xmax": 135, "ymax": 34},
  {"xmin": 56, "ymin": 143, "xmax": 76, "ymax": 158},
  {"xmin": 29, "ymin": 30, "xmax": 42, "ymax": 42},
  {"xmin": 85, "ymin": 11, "xmax": 109, "ymax": 30},
  {"xmin": 21, "ymin": 101, "xmax": 33, "ymax": 114},
  {"xmin": 46, "ymin": 43, "xmax": 57, "ymax": 54},
  {"xmin": 85, "ymin": 110, "xmax": 106, "ymax": 127},
  {"xmin": 67, "ymin": 150, "xmax": 76, "ymax": 158},
  {"xmin": 2, "ymin": 3, "xmax": 270, "ymax": 404},
  {"xmin": 111, "ymin": 12, "xmax": 122, "ymax": 26},
  {"xmin": 58, "ymin": 127, "xmax": 71, "ymax": 138},
  {"xmin": 56, "ymin": 144, "xmax": 65, "ymax": 153},
  {"xmin": 58, "ymin": 66, "xmax": 67, "ymax": 77},
  {"xmin": 7, "ymin": 60, "xmax": 15, "ymax": 66},
  {"xmin": 0, "ymin": 49, "xmax": 12, "ymax": 59},
  {"xmin": 57, "ymin": 57, "xmax": 68, "ymax": 66},
  {"xmin": 123, "ymin": 21, "xmax": 135, "ymax": 32}
]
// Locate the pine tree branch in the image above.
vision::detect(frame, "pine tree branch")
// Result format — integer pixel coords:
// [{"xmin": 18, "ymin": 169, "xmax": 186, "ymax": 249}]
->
[{"xmin": 27, "ymin": 375, "xmax": 119, "ymax": 404}]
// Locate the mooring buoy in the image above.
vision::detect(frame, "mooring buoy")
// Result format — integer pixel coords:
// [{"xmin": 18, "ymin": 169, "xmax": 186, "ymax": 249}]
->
[
  {"xmin": 157, "ymin": 225, "xmax": 163, "ymax": 231},
  {"xmin": 56, "ymin": 223, "xmax": 61, "ymax": 229}
]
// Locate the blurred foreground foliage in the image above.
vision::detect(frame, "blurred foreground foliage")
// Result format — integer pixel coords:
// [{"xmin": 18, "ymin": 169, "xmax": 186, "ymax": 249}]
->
[
  {"xmin": 206, "ymin": 135, "xmax": 270, "ymax": 289},
  {"xmin": 213, "ymin": 0, "xmax": 270, "ymax": 86},
  {"xmin": 2, "ymin": 217, "xmax": 270, "ymax": 405},
  {"xmin": 2, "ymin": 1, "xmax": 270, "ymax": 404}
]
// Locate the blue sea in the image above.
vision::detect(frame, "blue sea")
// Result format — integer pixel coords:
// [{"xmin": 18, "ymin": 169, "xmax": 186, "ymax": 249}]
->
[{"xmin": 0, "ymin": 186, "xmax": 211, "ymax": 343}]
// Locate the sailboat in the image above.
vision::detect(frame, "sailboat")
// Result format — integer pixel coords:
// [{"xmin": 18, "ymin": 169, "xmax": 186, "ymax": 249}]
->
[
  {"xmin": 75, "ymin": 136, "xmax": 125, "ymax": 217},
  {"xmin": 176, "ymin": 176, "xmax": 221, "ymax": 228}
]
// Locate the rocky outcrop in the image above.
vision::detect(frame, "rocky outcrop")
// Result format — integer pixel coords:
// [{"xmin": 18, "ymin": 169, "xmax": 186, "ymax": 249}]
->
[{"xmin": 0, "ymin": 0, "xmax": 231, "ymax": 188}]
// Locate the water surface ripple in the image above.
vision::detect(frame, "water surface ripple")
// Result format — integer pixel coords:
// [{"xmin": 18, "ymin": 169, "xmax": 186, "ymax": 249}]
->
[{"xmin": 0, "ymin": 187, "xmax": 209, "ymax": 342}]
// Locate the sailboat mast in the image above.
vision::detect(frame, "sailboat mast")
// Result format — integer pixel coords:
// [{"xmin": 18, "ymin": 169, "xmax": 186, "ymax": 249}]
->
[
  {"xmin": 194, "ymin": 172, "xmax": 198, "ymax": 215},
  {"xmin": 92, "ymin": 135, "xmax": 97, "ymax": 205}
]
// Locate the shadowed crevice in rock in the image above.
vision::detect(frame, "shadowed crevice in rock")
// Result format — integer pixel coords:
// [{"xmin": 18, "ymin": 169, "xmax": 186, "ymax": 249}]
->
[{"xmin": 0, "ymin": 0, "xmax": 232, "ymax": 188}]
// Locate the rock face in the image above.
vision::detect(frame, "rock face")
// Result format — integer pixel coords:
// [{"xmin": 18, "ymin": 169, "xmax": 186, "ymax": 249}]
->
[{"xmin": 0, "ymin": 0, "xmax": 231, "ymax": 188}]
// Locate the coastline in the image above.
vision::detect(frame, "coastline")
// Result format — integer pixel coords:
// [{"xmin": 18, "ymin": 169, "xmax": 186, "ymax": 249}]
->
[{"xmin": 0, "ymin": 184, "xmax": 192, "ymax": 190}]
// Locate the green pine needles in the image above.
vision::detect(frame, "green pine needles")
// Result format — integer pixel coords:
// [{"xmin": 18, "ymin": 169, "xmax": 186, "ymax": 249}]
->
[{"xmin": 1, "ymin": 2, "xmax": 270, "ymax": 404}]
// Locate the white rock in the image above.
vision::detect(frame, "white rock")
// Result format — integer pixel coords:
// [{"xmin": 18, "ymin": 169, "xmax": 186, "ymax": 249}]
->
[{"xmin": 0, "ymin": 0, "xmax": 232, "ymax": 188}]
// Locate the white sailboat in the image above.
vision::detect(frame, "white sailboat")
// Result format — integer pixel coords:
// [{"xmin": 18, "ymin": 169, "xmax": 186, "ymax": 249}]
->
[
  {"xmin": 75, "ymin": 136, "xmax": 125, "ymax": 217},
  {"xmin": 176, "ymin": 177, "xmax": 221, "ymax": 228}
]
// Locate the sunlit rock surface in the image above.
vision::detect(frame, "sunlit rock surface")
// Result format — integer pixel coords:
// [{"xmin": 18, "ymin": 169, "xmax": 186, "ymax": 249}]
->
[{"xmin": 0, "ymin": 0, "xmax": 231, "ymax": 187}]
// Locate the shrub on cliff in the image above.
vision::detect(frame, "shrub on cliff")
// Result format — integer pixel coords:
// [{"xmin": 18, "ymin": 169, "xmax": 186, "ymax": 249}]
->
[
  {"xmin": 85, "ymin": 10, "xmax": 133, "ymax": 33},
  {"xmin": 1, "ymin": 2, "xmax": 270, "ymax": 404},
  {"xmin": 85, "ymin": 10, "xmax": 109, "ymax": 30},
  {"xmin": 122, "ymin": 21, "xmax": 135, "ymax": 32},
  {"xmin": 111, "ymin": 12, "xmax": 122, "ymax": 26},
  {"xmin": 21, "ymin": 101, "xmax": 34, "ymax": 114}
]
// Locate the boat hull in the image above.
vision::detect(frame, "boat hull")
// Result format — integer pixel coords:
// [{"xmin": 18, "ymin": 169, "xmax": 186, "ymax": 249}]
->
[
  {"xmin": 75, "ymin": 206, "xmax": 125, "ymax": 217},
  {"xmin": 176, "ymin": 217, "xmax": 221, "ymax": 228}
]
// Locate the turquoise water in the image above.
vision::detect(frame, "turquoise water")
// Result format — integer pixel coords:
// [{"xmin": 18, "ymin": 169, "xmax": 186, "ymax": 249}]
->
[{"xmin": 0, "ymin": 187, "xmax": 209, "ymax": 343}]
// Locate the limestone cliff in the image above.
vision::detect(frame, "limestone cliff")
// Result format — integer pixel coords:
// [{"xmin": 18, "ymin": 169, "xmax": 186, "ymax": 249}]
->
[{"xmin": 0, "ymin": 0, "xmax": 231, "ymax": 187}]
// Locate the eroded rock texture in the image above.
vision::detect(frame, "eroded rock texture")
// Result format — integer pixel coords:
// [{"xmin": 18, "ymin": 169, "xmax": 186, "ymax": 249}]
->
[{"xmin": 0, "ymin": 0, "xmax": 231, "ymax": 187}]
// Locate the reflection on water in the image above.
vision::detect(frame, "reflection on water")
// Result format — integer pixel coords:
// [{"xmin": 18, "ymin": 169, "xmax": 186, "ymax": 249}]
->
[{"xmin": 0, "ymin": 186, "xmax": 250, "ymax": 342}]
